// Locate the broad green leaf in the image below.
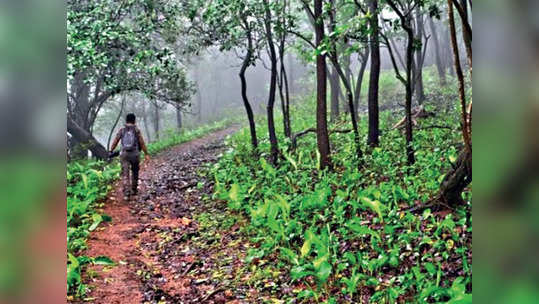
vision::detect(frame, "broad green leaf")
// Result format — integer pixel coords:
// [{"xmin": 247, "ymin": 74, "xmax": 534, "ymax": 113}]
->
[
  {"xmin": 88, "ymin": 213, "xmax": 103, "ymax": 231},
  {"xmin": 360, "ymin": 197, "xmax": 386, "ymax": 222},
  {"xmin": 425, "ymin": 262, "xmax": 436, "ymax": 275},
  {"xmin": 229, "ymin": 183, "xmax": 239, "ymax": 202},
  {"xmin": 313, "ymin": 254, "xmax": 328, "ymax": 270},
  {"xmin": 291, "ymin": 265, "xmax": 311, "ymax": 280},
  {"xmin": 316, "ymin": 261, "xmax": 332, "ymax": 282},
  {"xmin": 301, "ymin": 238, "xmax": 312, "ymax": 258}
]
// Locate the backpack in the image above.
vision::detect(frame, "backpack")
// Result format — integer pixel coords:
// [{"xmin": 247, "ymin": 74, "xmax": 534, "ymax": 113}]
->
[{"xmin": 121, "ymin": 126, "xmax": 139, "ymax": 152}]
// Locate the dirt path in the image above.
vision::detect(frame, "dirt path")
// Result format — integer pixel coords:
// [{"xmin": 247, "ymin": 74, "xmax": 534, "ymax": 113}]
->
[{"xmin": 74, "ymin": 127, "xmax": 267, "ymax": 304}]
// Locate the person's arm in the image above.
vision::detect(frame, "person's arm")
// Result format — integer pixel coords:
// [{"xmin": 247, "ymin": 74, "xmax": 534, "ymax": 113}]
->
[
  {"xmin": 110, "ymin": 128, "xmax": 122, "ymax": 152},
  {"xmin": 137, "ymin": 128, "xmax": 150, "ymax": 160}
]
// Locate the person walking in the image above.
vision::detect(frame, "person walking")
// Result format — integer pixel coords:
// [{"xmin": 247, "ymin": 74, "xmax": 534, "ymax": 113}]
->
[{"xmin": 109, "ymin": 113, "xmax": 150, "ymax": 200}]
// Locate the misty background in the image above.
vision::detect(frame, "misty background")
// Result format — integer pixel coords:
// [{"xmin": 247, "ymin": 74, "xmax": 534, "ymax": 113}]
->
[{"xmin": 92, "ymin": 16, "xmax": 465, "ymax": 148}]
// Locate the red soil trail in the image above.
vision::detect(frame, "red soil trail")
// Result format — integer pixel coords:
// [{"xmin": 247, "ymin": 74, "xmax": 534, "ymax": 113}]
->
[{"xmin": 73, "ymin": 127, "xmax": 241, "ymax": 304}]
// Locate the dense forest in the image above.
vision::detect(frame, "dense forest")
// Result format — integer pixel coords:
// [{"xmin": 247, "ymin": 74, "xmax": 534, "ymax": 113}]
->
[{"xmin": 67, "ymin": 0, "xmax": 472, "ymax": 303}]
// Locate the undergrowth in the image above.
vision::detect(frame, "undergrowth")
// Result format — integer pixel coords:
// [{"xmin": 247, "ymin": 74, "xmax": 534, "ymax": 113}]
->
[{"xmin": 212, "ymin": 93, "xmax": 472, "ymax": 303}]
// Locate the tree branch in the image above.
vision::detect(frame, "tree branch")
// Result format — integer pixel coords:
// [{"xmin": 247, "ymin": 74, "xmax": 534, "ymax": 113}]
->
[
  {"xmin": 291, "ymin": 127, "xmax": 353, "ymax": 149},
  {"xmin": 288, "ymin": 30, "xmax": 316, "ymax": 49},
  {"xmin": 381, "ymin": 32, "xmax": 406, "ymax": 85}
]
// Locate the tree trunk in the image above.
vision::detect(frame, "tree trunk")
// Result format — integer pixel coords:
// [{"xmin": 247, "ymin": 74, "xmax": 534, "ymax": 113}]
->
[
  {"xmin": 176, "ymin": 107, "xmax": 182, "ymax": 131},
  {"xmin": 287, "ymin": 53, "xmax": 295, "ymax": 96},
  {"xmin": 448, "ymin": 0, "xmax": 471, "ymax": 150},
  {"xmin": 367, "ymin": 0, "xmax": 380, "ymax": 147},
  {"xmin": 263, "ymin": 0, "xmax": 280, "ymax": 165},
  {"xmin": 354, "ymin": 48, "xmax": 369, "ymax": 117},
  {"xmin": 404, "ymin": 26, "xmax": 416, "ymax": 165},
  {"xmin": 238, "ymin": 22, "xmax": 259, "ymax": 151},
  {"xmin": 343, "ymin": 40, "xmax": 353, "ymax": 94},
  {"xmin": 282, "ymin": 61, "xmax": 292, "ymax": 138},
  {"xmin": 278, "ymin": 66, "xmax": 288, "ymax": 135},
  {"xmin": 68, "ymin": 136, "xmax": 87, "ymax": 160},
  {"xmin": 437, "ymin": 0, "xmax": 472, "ymax": 206},
  {"xmin": 314, "ymin": 0, "xmax": 331, "ymax": 170},
  {"xmin": 239, "ymin": 60, "xmax": 259, "ymax": 151},
  {"xmin": 193, "ymin": 63, "xmax": 203, "ymax": 123},
  {"xmin": 414, "ymin": 9, "xmax": 426, "ymax": 105},
  {"xmin": 141, "ymin": 100, "xmax": 152, "ymax": 143},
  {"xmin": 67, "ymin": 117, "xmax": 108, "ymax": 160},
  {"xmin": 277, "ymin": 15, "xmax": 292, "ymax": 139},
  {"xmin": 278, "ymin": 67, "xmax": 292, "ymax": 138},
  {"xmin": 387, "ymin": 0, "xmax": 416, "ymax": 165},
  {"xmin": 153, "ymin": 102, "xmax": 160, "ymax": 140},
  {"xmin": 439, "ymin": 147, "xmax": 471, "ymax": 205},
  {"xmin": 329, "ymin": 67, "xmax": 340, "ymax": 122},
  {"xmin": 455, "ymin": 0, "xmax": 472, "ymax": 73},
  {"xmin": 444, "ymin": 25, "xmax": 456, "ymax": 76},
  {"xmin": 328, "ymin": 0, "xmax": 362, "ymax": 162},
  {"xmin": 428, "ymin": 16, "xmax": 446, "ymax": 86}
]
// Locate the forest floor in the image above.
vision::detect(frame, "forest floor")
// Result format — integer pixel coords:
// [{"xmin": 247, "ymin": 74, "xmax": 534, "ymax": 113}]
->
[{"xmin": 73, "ymin": 126, "xmax": 280, "ymax": 304}]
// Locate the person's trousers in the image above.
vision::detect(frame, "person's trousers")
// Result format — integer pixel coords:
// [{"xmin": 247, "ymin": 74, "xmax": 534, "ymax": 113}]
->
[{"xmin": 120, "ymin": 151, "xmax": 140, "ymax": 196}]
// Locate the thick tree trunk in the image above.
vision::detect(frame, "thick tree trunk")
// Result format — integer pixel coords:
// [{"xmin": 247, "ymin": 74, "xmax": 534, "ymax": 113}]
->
[
  {"xmin": 329, "ymin": 67, "xmax": 340, "ymax": 122},
  {"xmin": 367, "ymin": 0, "xmax": 380, "ymax": 147},
  {"xmin": 68, "ymin": 136, "xmax": 87, "ymax": 160},
  {"xmin": 436, "ymin": 0, "xmax": 472, "ymax": 206},
  {"xmin": 439, "ymin": 147, "xmax": 471, "ymax": 205},
  {"xmin": 314, "ymin": 0, "xmax": 331, "ymax": 170},
  {"xmin": 428, "ymin": 16, "xmax": 446, "ymax": 86},
  {"xmin": 263, "ymin": 0, "xmax": 280, "ymax": 165},
  {"xmin": 67, "ymin": 117, "xmax": 108, "ymax": 160}
]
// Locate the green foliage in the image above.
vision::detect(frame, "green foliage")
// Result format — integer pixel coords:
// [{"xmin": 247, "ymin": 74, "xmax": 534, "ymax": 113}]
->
[
  {"xmin": 67, "ymin": 0, "xmax": 194, "ymax": 109},
  {"xmin": 67, "ymin": 159, "xmax": 120, "ymax": 297},
  {"xmin": 212, "ymin": 90, "xmax": 471, "ymax": 301}
]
